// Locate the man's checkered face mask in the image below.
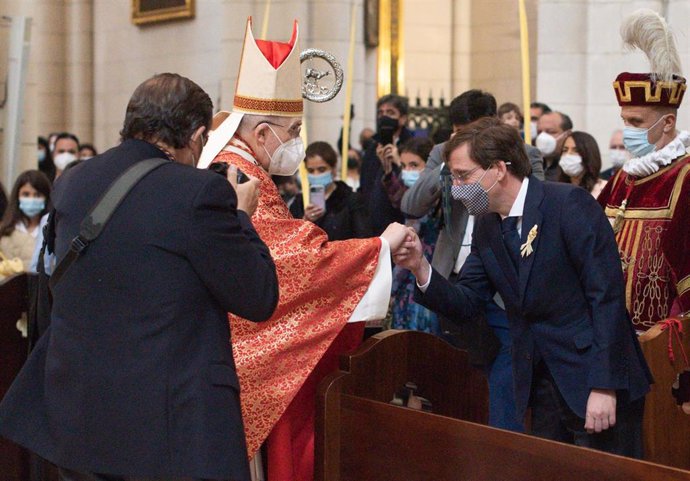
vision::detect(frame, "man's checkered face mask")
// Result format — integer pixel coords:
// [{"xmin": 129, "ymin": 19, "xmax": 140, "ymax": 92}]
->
[{"xmin": 450, "ymin": 168, "xmax": 496, "ymax": 216}]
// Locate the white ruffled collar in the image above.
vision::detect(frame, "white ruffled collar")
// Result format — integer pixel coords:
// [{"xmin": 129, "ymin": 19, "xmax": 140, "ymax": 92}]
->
[{"xmin": 623, "ymin": 131, "xmax": 690, "ymax": 177}]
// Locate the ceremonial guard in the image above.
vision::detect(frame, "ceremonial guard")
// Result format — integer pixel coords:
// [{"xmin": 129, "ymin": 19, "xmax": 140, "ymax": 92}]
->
[
  {"xmin": 198, "ymin": 19, "xmax": 407, "ymax": 481},
  {"xmin": 598, "ymin": 9, "xmax": 690, "ymax": 330}
]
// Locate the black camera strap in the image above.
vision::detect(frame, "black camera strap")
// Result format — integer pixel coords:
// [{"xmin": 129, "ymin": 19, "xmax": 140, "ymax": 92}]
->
[{"xmin": 49, "ymin": 157, "xmax": 169, "ymax": 289}]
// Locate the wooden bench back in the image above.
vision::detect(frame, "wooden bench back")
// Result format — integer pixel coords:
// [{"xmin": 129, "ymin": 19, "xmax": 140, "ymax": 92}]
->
[
  {"xmin": 639, "ymin": 317, "xmax": 690, "ymax": 469},
  {"xmin": 0, "ymin": 273, "xmax": 30, "ymax": 481},
  {"xmin": 317, "ymin": 329, "xmax": 690, "ymax": 481}
]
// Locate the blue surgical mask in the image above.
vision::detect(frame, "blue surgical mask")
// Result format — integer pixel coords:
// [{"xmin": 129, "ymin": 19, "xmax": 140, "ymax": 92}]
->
[
  {"xmin": 401, "ymin": 170, "xmax": 420, "ymax": 187},
  {"xmin": 19, "ymin": 197, "xmax": 45, "ymax": 218},
  {"xmin": 308, "ymin": 172, "xmax": 333, "ymax": 187},
  {"xmin": 37, "ymin": 150, "xmax": 46, "ymax": 163},
  {"xmin": 623, "ymin": 115, "xmax": 667, "ymax": 158}
]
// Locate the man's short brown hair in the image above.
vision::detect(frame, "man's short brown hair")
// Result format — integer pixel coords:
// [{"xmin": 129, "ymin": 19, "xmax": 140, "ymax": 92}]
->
[{"xmin": 444, "ymin": 117, "xmax": 532, "ymax": 179}]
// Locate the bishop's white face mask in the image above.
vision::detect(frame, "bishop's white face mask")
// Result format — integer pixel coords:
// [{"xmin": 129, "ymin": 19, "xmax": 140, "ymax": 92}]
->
[{"xmin": 263, "ymin": 124, "xmax": 305, "ymax": 176}]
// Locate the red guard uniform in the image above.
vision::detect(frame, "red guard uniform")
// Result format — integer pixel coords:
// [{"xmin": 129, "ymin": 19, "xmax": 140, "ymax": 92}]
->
[{"xmin": 598, "ymin": 71, "xmax": 690, "ymax": 330}]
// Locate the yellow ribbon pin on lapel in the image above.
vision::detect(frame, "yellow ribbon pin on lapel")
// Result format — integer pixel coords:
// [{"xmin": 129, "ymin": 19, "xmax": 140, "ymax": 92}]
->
[{"xmin": 520, "ymin": 225, "xmax": 538, "ymax": 258}]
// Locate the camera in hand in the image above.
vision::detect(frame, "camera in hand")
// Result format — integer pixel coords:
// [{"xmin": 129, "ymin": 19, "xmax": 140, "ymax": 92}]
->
[
  {"xmin": 376, "ymin": 115, "xmax": 399, "ymax": 146},
  {"xmin": 208, "ymin": 162, "xmax": 248, "ymax": 184}
]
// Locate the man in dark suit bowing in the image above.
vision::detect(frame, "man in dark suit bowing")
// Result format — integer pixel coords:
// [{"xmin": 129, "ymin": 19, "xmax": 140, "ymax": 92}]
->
[
  {"xmin": 393, "ymin": 116, "xmax": 652, "ymax": 458},
  {"xmin": 0, "ymin": 73, "xmax": 279, "ymax": 480}
]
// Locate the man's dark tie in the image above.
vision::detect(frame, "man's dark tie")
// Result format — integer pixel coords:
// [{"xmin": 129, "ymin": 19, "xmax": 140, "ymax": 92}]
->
[{"xmin": 501, "ymin": 216, "xmax": 521, "ymax": 271}]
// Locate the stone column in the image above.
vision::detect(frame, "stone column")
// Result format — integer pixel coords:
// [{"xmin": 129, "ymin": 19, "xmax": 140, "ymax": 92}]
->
[
  {"xmin": 0, "ymin": 0, "xmax": 52, "ymax": 182},
  {"xmin": 536, "ymin": 0, "xmax": 589, "ymax": 126},
  {"xmin": 306, "ymin": 0, "xmax": 360, "ymax": 154},
  {"xmin": 451, "ymin": 0, "xmax": 472, "ymax": 97},
  {"xmin": 404, "ymin": 0, "xmax": 452, "ymax": 103},
  {"xmin": 64, "ymin": 0, "xmax": 94, "ymax": 145}
]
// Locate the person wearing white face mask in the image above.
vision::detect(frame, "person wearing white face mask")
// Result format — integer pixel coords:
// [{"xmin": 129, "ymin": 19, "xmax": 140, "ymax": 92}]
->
[
  {"xmin": 600, "ymin": 129, "xmax": 629, "ymax": 180},
  {"xmin": 290, "ymin": 141, "xmax": 371, "ymax": 241},
  {"xmin": 535, "ymin": 111, "xmax": 573, "ymax": 181},
  {"xmin": 0, "ymin": 170, "xmax": 51, "ymax": 271},
  {"xmin": 597, "ymin": 8, "xmax": 690, "ymax": 335},
  {"xmin": 52, "ymin": 132, "xmax": 81, "ymax": 178},
  {"xmin": 197, "ymin": 18, "xmax": 409, "ymax": 481},
  {"xmin": 559, "ymin": 132, "xmax": 607, "ymax": 198}
]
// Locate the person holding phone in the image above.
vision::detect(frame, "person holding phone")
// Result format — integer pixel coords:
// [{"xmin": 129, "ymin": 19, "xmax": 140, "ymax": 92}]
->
[
  {"xmin": 358, "ymin": 94, "xmax": 414, "ymax": 235},
  {"xmin": 295, "ymin": 141, "xmax": 371, "ymax": 240}
]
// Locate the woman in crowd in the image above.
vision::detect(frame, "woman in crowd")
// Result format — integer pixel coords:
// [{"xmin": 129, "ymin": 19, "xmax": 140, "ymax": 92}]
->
[
  {"xmin": 382, "ymin": 136, "xmax": 440, "ymax": 334},
  {"xmin": 293, "ymin": 141, "xmax": 371, "ymax": 241},
  {"xmin": 559, "ymin": 131, "xmax": 607, "ymax": 197},
  {"xmin": 0, "ymin": 170, "xmax": 52, "ymax": 270}
]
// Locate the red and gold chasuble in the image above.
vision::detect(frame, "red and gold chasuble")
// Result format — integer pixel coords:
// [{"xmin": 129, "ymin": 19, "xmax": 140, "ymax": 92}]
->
[
  {"xmin": 213, "ymin": 143, "xmax": 380, "ymax": 457},
  {"xmin": 598, "ymin": 154, "xmax": 690, "ymax": 330}
]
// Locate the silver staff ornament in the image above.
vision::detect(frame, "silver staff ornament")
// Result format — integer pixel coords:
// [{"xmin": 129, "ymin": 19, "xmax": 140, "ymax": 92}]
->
[{"xmin": 300, "ymin": 48, "xmax": 344, "ymax": 103}]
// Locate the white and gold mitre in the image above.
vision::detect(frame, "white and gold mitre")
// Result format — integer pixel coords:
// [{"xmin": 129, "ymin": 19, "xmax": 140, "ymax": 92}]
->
[
  {"xmin": 197, "ymin": 17, "xmax": 303, "ymax": 169},
  {"xmin": 233, "ymin": 17, "xmax": 303, "ymax": 117}
]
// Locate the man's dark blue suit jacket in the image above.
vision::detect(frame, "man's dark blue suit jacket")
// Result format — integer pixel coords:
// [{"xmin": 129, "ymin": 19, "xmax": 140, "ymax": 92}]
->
[
  {"xmin": 0, "ymin": 139, "xmax": 279, "ymax": 480},
  {"xmin": 416, "ymin": 177, "xmax": 652, "ymax": 420}
]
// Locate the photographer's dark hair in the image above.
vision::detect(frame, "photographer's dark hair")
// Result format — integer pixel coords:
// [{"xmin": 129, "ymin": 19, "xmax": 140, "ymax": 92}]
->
[
  {"xmin": 305, "ymin": 141, "xmax": 338, "ymax": 168},
  {"xmin": 0, "ymin": 170, "xmax": 52, "ymax": 237},
  {"xmin": 376, "ymin": 94, "xmax": 409, "ymax": 116},
  {"xmin": 444, "ymin": 117, "xmax": 531, "ymax": 180},
  {"xmin": 449, "ymin": 89, "xmax": 497, "ymax": 127},
  {"xmin": 120, "ymin": 73, "xmax": 213, "ymax": 149}
]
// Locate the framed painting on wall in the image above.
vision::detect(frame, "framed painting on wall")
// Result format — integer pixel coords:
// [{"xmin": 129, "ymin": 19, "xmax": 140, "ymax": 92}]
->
[{"xmin": 132, "ymin": 0, "xmax": 195, "ymax": 26}]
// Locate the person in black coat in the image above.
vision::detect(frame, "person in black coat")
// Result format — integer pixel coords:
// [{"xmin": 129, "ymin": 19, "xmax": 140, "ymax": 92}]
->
[
  {"xmin": 394, "ymin": 117, "xmax": 652, "ymax": 458},
  {"xmin": 292, "ymin": 141, "xmax": 371, "ymax": 240},
  {"xmin": 0, "ymin": 73, "xmax": 279, "ymax": 481},
  {"xmin": 358, "ymin": 94, "xmax": 414, "ymax": 235}
]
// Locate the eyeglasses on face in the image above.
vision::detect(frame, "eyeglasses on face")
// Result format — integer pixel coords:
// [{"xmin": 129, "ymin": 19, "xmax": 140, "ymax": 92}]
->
[{"xmin": 449, "ymin": 161, "xmax": 511, "ymax": 184}]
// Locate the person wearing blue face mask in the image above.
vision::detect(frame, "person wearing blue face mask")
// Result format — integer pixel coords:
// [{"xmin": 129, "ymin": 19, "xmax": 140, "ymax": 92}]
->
[
  {"xmin": 597, "ymin": 8, "xmax": 690, "ymax": 337},
  {"xmin": 0, "ymin": 170, "xmax": 51, "ymax": 271},
  {"xmin": 291, "ymin": 141, "xmax": 372, "ymax": 241},
  {"xmin": 382, "ymin": 137, "xmax": 442, "ymax": 335}
]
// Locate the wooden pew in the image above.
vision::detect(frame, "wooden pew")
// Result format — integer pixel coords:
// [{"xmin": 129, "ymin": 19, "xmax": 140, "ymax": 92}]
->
[
  {"xmin": 0, "ymin": 273, "xmax": 30, "ymax": 481},
  {"xmin": 316, "ymin": 330, "xmax": 690, "ymax": 481},
  {"xmin": 639, "ymin": 317, "xmax": 690, "ymax": 469}
]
